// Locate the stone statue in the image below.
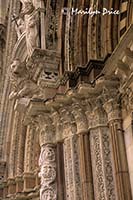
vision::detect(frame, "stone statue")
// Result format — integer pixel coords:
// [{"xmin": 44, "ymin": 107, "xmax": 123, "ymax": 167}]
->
[
  {"xmin": 20, "ymin": 0, "xmax": 40, "ymax": 57},
  {"xmin": 15, "ymin": 18, "xmax": 25, "ymax": 38},
  {"xmin": 9, "ymin": 59, "xmax": 41, "ymax": 100}
]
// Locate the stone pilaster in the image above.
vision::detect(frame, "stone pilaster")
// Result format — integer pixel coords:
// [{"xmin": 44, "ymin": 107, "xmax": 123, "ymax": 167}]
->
[
  {"xmin": 103, "ymin": 98, "xmax": 132, "ymax": 200},
  {"xmin": 60, "ymin": 108, "xmax": 82, "ymax": 200},
  {"xmin": 72, "ymin": 103, "xmax": 94, "ymax": 200},
  {"xmin": 88, "ymin": 101, "xmax": 116, "ymax": 200}
]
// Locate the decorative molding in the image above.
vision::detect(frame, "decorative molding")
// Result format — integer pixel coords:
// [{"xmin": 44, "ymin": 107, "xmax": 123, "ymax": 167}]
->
[{"xmin": 60, "ymin": 55, "xmax": 109, "ymax": 87}]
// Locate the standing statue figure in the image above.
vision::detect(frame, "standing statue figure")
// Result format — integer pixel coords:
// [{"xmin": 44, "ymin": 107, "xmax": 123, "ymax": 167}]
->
[
  {"xmin": 20, "ymin": 0, "xmax": 40, "ymax": 57},
  {"xmin": 15, "ymin": 18, "xmax": 25, "ymax": 38}
]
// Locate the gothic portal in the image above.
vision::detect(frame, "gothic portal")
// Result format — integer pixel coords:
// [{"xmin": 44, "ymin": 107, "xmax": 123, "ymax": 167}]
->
[{"xmin": 0, "ymin": 0, "xmax": 133, "ymax": 200}]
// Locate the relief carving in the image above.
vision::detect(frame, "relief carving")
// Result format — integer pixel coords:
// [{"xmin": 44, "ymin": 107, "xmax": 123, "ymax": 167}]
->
[
  {"xmin": 63, "ymin": 136, "xmax": 82, "ymax": 199},
  {"xmin": 121, "ymin": 87, "xmax": 133, "ymax": 115},
  {"xmin": 71, "ymin": 103, "xmax": 88, "ymax": 134},
  {"xmin": 39, "ymin": 144, "xmax": 57, "ymax": 200},
  {"xmin": 14, "ymin": 17, "xmax": 25, "ymax": 38},
  {"xmin": 40, "ymin": 186, "xmax": 56, "ymax": 200},
  {"xmin": 9, "ymin": 59, "xmax": 42, "ymax": 100}
]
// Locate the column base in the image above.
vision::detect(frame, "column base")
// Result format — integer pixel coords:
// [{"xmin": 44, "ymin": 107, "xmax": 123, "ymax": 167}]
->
[
  {"xmin": 7, "ymin": 178, "xmax": 16, "ymax": 196},
  {"xmin": 23, "ymin": 172, "xmax": 36, "ymax": 192}
]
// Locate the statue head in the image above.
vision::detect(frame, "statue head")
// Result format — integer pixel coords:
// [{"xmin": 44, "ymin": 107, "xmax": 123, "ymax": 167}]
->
[
  {"xmin": 10, "ymin": 59, "xmax": 26, "ymax": 77},
  {"xmin": 20, "ymin": 0, "xmax": 34, "ymax": 15}
]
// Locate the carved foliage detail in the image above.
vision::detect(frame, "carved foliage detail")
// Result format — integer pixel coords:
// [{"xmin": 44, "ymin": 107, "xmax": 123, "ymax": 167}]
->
[
  {"xmin": 90, "ymin": 129, "xmax": 116, "ymax": 200},
  {"xmin": 39, "ymin": 144, "xmax": 57, "ymax": 200}
]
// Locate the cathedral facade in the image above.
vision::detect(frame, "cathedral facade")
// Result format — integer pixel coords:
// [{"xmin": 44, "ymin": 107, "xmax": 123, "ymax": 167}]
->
[{"xmin": 0, "ymin": 0, "xmax": 133, "ymax": 199}]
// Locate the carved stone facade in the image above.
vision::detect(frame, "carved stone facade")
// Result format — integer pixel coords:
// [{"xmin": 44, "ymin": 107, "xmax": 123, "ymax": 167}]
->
[{"xmin": 0, "ymin": 1, "xmax": 133, "ymax": 200}]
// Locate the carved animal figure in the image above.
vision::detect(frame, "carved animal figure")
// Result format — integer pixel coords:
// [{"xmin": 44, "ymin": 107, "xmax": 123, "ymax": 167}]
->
[{"xmin": 9, "ymin": 59, "xmax": 41, "ymax": 100}]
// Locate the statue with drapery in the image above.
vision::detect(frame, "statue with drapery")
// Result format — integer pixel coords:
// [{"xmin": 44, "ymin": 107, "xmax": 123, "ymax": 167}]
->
[{"xmin": 20, "ymin": 0, "xmax": 40, "ymax": 57}]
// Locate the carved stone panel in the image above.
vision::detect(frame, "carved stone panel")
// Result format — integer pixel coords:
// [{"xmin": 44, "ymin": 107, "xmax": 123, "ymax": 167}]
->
[
  {"xmin": 90, "ymin": 128, "xmax": 116, "ymax": 200},
  {"xmin": 39, "ymin": 144, "xmax": 57, "ymax": 200},
  {"xmin": 63, "ymin": 135, "xmax": 82, "ymax": 200}
]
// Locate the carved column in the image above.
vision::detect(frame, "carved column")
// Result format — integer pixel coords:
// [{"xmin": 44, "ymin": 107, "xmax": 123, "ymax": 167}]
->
[
  {"xmin": 23, "ymin": 124, "xmax": 36, "ymax": 192},
  {"xmin": 37, "ymin": 114, "xmax": 57, "ymax": 200},
  {"xmin": 72, "ymin": 103, "xmax": 94, "ymax": 200},
  {"xmin": 15, "ymin": 124, "xmax": 26, "ymax": 193},
  {"xmin": 0, "ymin": 24, "xmax": 5, "ymax": 78},
  {"xmin": 103, "ymin": 97, "xmax": 132, "ymax": 199},
  {"xmin": 60, "ymin": 108, "xmax": 82, "ymax": 200},
  {"xmin": 88, "ymin": 100, "xmax": 116, "ymax": 200},
  {"xmin": 52, "ymin": 110, "xmax": 66, "ymax": 200}
]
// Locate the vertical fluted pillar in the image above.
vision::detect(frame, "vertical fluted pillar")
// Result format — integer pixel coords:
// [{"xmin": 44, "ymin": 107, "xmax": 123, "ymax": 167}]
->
[{"xmin": 103, "ymin": 98, "xmax": 132, "ymax": 200}]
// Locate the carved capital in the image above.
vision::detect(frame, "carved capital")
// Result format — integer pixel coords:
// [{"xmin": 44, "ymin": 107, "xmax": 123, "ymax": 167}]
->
[
  {"xmin": 71, "ymin": 103, "xmax": 88, "ymax": 134},
  {"xmin": 35, "ymin": 114, "xmax": 56, "ymax": 146},
  {"xmin": 51, "ymin": 111, "xmax": 63, "ymax": 141},
  {"xmin": 59, "ymin": 107, "xmax": 77, "ymax": 139},
  {"xmin": 85, "ymin": 97, "xmax": 107, "ymax": 129},
  {"xmin": 103, "ymin": 99, "xmax": 121, "ymax": 121}
]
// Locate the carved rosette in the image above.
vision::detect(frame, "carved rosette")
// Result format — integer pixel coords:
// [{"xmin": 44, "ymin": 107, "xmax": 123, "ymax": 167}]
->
[{"xmin": 39, "ymin": 144, "xmax": 57, "ymax": 200}]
